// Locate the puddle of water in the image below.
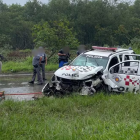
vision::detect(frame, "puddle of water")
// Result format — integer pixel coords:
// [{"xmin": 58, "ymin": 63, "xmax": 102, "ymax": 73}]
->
[{"xmin": 0, "ymin": 74, "xmax": 53, "ymax": 101}]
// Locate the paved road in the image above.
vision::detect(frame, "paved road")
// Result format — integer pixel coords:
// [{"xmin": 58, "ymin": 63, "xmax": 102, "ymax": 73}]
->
[{"xmin": 0, "ymin": 74, "xmax": 53, "ymax": 101}]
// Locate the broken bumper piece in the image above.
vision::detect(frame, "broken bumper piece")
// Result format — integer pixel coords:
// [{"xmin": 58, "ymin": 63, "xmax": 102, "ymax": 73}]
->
[{"xmin": 0, "ymin": 91, "xmax": 5, "ymax": 101}]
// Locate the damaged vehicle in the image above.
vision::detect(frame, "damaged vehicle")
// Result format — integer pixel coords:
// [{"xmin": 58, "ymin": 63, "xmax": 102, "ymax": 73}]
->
[{"xmin": 42, "ymin": 46, "xmax": 137, "ymax": 96}]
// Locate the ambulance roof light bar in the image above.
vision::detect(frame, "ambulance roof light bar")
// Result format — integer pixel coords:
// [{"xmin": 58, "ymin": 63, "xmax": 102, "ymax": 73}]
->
[{"xmin": 92, "ymin": 46, "xmax": 117, "ymax": 52}]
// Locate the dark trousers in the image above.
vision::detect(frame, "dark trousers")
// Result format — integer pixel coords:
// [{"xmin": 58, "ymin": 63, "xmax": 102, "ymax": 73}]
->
[
  {"xmin": 40, "ymin": 63, "xmax": 46, "ymax": 79},
  {"xmin": 32, "ymin": 66, "xmax": 43, "ymax": 83}
]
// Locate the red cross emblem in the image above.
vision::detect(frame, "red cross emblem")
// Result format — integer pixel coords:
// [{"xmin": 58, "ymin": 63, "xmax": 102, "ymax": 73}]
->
[
  {"xmin": 124, "ymin": 75, "xmax": 140, "ymax": 86},
  {"xmin": 124, "ymin": 75, "xmax": 132, "ymax": 86}
]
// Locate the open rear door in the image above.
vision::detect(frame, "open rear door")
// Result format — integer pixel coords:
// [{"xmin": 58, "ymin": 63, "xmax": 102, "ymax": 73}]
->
[{"xmin": 108, "ymin": 60, "xmax": 140, "ymax": 93}]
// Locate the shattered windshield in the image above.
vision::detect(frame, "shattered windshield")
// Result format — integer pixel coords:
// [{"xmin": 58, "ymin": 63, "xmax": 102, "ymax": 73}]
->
[{"xmin": 70, "ymin": 54, "xmax": 109, "ymax": 69}]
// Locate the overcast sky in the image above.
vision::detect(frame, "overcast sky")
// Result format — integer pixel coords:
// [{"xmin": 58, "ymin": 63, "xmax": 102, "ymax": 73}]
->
[
  {"xmin": 3, "ymin": 0, "xmax": 49, "ymax": 5},
  {"xmin": 3, "ymin": 0, "xmax": 133, "ymax": 5}
]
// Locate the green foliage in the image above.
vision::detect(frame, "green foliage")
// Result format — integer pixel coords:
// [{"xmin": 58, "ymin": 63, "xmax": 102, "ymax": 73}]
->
[
  {"xmin": 32, "ymin": 20, "xmax": 79, "ymax": 49},
  {"xmin": 1, "ymin": 0, "xmax": 140, "ymax": 49},
  {"xmin": 1, "ymin": 94, "xmax": 140, "ymax": 139},
  {"xmin": 130, "ymin": 38, "xmax": 140, "ymax": 50},
  {"xmin": 0, "ymin": 35, "xmax": 11, "ymax": 48},
  {"xmin": 2, "ymin": 57, "xmax": 58, "ymax": 73},
  {"xmin": 19, "ymin": 49, "xmax": 31, "ymax": 53}
]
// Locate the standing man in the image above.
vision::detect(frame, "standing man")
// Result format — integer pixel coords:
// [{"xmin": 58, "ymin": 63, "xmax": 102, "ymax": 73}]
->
[
  {"xmin": 38, "ymin": 47, "xmax": 47, "ymax": 81},
  {"xmin": 29, "ymin": 49, "xmax": 43, "ymax": 85},
  {"xmin": 58, "ymin": 46, "xmax": 70, "ymax": 68},
  {"xmin": 77, "ymin": 45, "xmax": 86, "ymax": 56}
]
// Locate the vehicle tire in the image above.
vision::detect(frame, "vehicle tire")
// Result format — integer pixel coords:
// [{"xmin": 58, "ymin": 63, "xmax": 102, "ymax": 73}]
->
[{"xmin": 101, "ymin": 84, "xmax": 111, "ymax": 94}]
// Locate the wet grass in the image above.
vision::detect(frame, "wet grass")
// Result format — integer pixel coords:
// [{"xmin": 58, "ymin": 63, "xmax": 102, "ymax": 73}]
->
[
  {"xmin": 1, "ymin": 93, "xmax": 140, "ymax": 139},
  {"xmin": 2, "ymin": 57, "xmax": 58, "ymax": 73}
]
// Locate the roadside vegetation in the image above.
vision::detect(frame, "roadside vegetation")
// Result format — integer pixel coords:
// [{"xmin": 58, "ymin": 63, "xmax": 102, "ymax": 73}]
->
[
  {"xmin": 1, "ymin": 93, "xmax": 140, "ymax": 139},
  {"xmin": 2, "ymin": 57, "xmax": 58, "ymax": 73},
  {"xmin": 1, "ymin": 41, "xmax": 140, "ymax": 73}
]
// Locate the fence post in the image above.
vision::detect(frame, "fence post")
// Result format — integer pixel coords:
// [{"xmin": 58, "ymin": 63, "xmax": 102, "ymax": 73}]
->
[{"xmin": 0, "ymin": 61, "xmax": 2, "ymax": 73}]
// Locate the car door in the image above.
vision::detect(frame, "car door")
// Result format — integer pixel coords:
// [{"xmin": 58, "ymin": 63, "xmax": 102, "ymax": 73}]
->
[
  {"xmin": 122, "ymin": 54, "xmax": 140, "ymax": 61},
  {"xmin": 108, "ymin": 60, "xmax": 140, "ymax": 93},
  {"xmin": 122, "ymin": 54, "xmax": 140, "ymax": 67}
]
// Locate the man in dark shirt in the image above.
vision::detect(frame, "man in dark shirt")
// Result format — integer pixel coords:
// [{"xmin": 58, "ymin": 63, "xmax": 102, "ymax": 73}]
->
[{"xmin": 58, "ymin": 47, "xmax": 70, "ymax": 68}]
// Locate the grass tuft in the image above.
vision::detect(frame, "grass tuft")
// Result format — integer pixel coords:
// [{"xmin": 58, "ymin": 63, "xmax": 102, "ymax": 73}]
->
[{"xmin": 1, "ymin": 93, "xmax": 140, "ymax": 139}]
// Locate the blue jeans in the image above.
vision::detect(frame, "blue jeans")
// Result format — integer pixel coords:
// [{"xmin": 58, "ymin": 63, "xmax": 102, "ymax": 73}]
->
[{"xmin": 59, "ymin": 60, "xmax": 67, "ymax": 68}]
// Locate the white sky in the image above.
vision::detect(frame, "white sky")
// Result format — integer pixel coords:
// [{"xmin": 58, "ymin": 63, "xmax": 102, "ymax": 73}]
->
[{"xmin": 3, "ymin": 0, "xmax": 49, "ymax": 5}]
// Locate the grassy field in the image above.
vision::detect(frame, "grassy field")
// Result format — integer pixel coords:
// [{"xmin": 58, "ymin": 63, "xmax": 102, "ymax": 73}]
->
[
  {"xmin": 2, "ymin": 57, "xmax": 58, "ymax": 73},
  {"xmin": 1, "ymin": 93, "xmax": 140, "ymax": 139}
]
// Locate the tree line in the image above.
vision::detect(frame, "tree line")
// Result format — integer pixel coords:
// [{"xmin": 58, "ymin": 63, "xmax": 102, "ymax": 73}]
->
[{"xmin": 0, "ymin": 0, "xmax": 140, "ymax": 50}]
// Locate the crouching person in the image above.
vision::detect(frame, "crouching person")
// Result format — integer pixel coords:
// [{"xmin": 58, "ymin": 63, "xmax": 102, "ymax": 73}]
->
[{"xmin": 29, "ymin": 49, "xmax": 43, "ymax": 85}]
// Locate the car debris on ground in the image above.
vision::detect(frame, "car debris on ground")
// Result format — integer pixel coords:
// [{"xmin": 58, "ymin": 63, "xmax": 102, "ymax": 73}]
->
[{"xmin": 0, "ymin": 91, "xmax": 5, "ymax": 101}]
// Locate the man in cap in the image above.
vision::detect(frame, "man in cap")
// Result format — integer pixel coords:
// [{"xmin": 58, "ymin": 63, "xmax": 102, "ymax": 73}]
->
[
  {"xmin": 29, "ymin": 49, "xmax": 43, "ymax": 85},
  {"xmin": 38, "ymin": 47, "xmax": 47, "ymax": 81},
  {"xmin": 58, "ymin": 46, "xmax": 70, "ymax": 68}
]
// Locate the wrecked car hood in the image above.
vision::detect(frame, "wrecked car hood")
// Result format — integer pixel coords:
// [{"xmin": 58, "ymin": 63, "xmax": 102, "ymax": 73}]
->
[{"xmin": 55, "ymin": 66, "xmax": 103, "ymax": 80}]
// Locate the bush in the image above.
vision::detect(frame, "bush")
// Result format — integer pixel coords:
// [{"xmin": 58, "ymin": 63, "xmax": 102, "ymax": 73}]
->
[
  {"xmin": 19, "ymin": 49, "xmax": 31, "ymax": 53},
  {"xmin": 130, "ymin": 38, "xmax": 140, "ymax": 54}
]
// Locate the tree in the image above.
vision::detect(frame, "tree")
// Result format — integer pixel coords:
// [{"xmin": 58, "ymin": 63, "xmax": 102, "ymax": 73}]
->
[
  {"xmin": 24, "ymin": 0, "xmax": 44, "ymax": 22},
  {"xmin": 32, "ymin": 20, "xmax": 79, "ymax": 50},
  {"xmin": 1, "ymin": 0, "xmax": 140, "ymax": 49}
]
